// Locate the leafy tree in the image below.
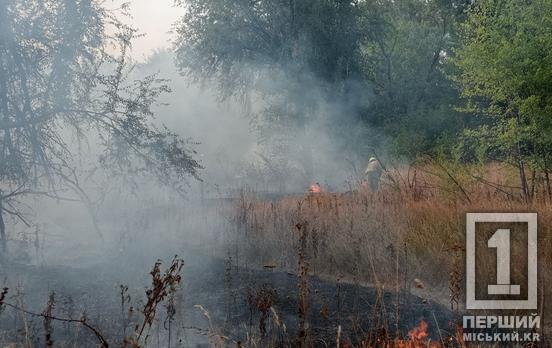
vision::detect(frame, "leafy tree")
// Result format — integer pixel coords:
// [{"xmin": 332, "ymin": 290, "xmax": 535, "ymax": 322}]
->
[
  {"xmin": 175, "ymin": 0, "xmax": 369, "ymax": 180},
  {"xmin": 175, "ymin": 0, "xmax": 361, "ymax": 101},
  {"xmin": 450, "ymin": 0, "xmax": 552, "ymax": 201},
  {"xmin": 357, "ymin": 0, "xmax": 470, "ymax": 157},
  {"xmin": 0, "ymin": 0, "xmax": 201, "ymax": 253},
  {"xmin": 175, "ymin": 0, "xmax": 471, "ymax": 164}
]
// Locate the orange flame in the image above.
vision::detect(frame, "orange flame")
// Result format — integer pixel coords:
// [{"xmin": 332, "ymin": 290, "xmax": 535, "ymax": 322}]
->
[
  {"xmin": 408, "ymin": 320, "xmax": 428, "ymax": 341},
  {"xmin": 394, "ymin": 320, "xmax": 441, "ymax": 348},
  {"xmin": 308, "ymin": 183, "xmax": 321, "ymax": 193}
]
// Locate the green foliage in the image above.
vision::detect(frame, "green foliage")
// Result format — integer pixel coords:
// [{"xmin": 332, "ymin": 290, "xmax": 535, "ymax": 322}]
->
[
  {"xmin": 357, "ymin": 0, "xmax": 469, "ymax": 157},
  {"xmin": 174, "ymin": 0, "xmax": 551, "ymax": 171},
  {"xmin": 175, "ymin": 0, "xmax": 472, "ymax": 159},
  {"xmin": 451, "ymin": 0, "xmax": 552, "ymax": 172},
  {"xmin": 175, "ymin": 0, "xmax": 362, "ymax": 116},
  {"xmin": 175, "ymin": 1, "xmax": 360, "ymax": 86},
  {"xmin": 175, "ymin": 0, "xmax": 372, "ymax": 179}
]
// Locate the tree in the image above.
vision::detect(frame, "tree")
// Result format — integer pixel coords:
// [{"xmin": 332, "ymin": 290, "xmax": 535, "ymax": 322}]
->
[
  {"xmin": 174, "ymin": 0, "xmax": 472, "ymax": 165},
  {"xmin": 450, "ymin": 0, "xmax": 552, "ymax": 201},
  {"xmin": 357, "ymin": 0, "xmax": 470, "ymax": 158},
  {"xmin": 175, "ymin": 0, "xmax": 362, "ymax": 101},
  {"xmin": 0, "ymin": 0, "xmax": 201, "ymax": 254},
  {"xmin": 175, "ymin": 0, "xmax": 368, "ymax": 181}
]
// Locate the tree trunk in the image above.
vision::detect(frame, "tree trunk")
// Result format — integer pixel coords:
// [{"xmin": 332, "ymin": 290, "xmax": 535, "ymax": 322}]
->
[
  {"xmin": 545, "ymin": 170, "xmax": 552, "ymax": 203},
  {"xmin": 513, "ymin": 112, "xmax": 530, "ymax": 202},
  {"xmin": 518, "ymin": 161, "xmax": 529, "ymax": 202},
  {"xmin": 530, "ymin": 169, "xmax": 536, "ymax": 201},
  {"xmin": 0, "ymin": 194, "xmax": 6, "ymax": 254},
  {"xmin": 516, "ymin": 143, "xmax": 529, "ymax": 203}
]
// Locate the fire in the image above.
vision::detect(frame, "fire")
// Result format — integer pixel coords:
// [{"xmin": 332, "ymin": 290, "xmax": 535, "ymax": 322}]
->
[
  {"xmin": 308, "ymin": 182, "xmax": 321, "ymax": 193},
  {"xmin": 407, "ymin": 320, "xmax": 428, "ymax": 341},
  {"xmin": 394, "ymin": 320, "xmax": 442, "ymax": 348}
]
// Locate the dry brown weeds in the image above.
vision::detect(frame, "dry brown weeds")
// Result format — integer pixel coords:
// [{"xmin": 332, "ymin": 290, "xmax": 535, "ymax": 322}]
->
[{"xmin": 231, "ymin": 163, "xmax": 552, "ymax": 328}]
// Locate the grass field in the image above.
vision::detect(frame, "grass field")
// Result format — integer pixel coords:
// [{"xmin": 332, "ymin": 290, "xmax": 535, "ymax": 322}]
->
[
  {"xmin": 1, "ymin": 163, "xmax": 550, "ymax": 347},
  {"xmin": 226, "ymin": 162, "xmax": 552, "ymax": 345}
]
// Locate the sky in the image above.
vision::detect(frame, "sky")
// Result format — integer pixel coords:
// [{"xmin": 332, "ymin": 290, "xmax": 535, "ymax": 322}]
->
[{"xmin": 113, "ymin": 0, "xmax": 181, "ymax": 60}]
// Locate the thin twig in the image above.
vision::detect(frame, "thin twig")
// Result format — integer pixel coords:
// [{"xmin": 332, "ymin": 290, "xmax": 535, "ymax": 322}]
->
[{"xmin": 3, "ymin": 302, "xmax": 109, "ymax": 347}]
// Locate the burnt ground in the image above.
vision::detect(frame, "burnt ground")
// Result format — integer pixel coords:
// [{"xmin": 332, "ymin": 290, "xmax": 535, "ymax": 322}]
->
[
  {"xmin": 182, "ymin": 255, "xmax": 455, "ymax": 347},
  {"xmin": 0, "ymin": 247, "xmax": 455, "ymax": 347}
]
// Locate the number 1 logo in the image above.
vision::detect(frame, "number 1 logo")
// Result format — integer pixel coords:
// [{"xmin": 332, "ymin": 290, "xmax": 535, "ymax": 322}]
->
[
  {"xmin": 466, "ymin": 213, "xmax": 537, "ymax": 310},
  {"xmin": 487, "ymin": 229, "xmax": 520, "ymax": 295}
]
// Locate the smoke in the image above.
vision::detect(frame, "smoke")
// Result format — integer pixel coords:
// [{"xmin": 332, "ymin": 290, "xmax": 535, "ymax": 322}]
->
[
  {"xmin": 0, "ymin": 9, "xmax": 393, "ymax": 346},
  {"xmin": 136, "ymin": 51, "xmax": 258, "ymax": 194},
  {"xmin": 138, "ymin": 49, "xmax": 386, "ymax": 196},
  {"xmin": 2, "ymin": 8, "xmax": 391, "ymax": 268},
  {"xmin": 2, "ymin": 45, "xmax": 388, "ymax": 270}
]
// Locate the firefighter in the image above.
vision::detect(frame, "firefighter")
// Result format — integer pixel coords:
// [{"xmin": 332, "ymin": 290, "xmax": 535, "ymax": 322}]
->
[{"xmin": 364, "ymin": 156, "xmax": 382, "ymax": 192}]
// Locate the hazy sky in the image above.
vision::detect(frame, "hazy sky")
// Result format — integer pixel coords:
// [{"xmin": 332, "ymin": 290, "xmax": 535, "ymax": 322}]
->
[{"xmin": 113, "ymin": 0, "xmax": 182, "ymax": 60}]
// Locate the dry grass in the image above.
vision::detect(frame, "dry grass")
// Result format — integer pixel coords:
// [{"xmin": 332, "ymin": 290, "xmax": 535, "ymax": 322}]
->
[
  {"xmin": 230, "ymin": 162, "xmax": 552, "ymax": 320},
  {"xmin": 0, "ymin": 258, "xmax": 184, "ymax": 348},
  {"xmin": 1, "ymin": 162, "xmax": 551, "ymax": 347}
]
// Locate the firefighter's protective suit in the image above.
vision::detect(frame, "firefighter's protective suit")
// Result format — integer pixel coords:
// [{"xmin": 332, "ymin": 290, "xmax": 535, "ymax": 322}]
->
[{"xmin": 364, "ymin": 157, "xmax": 382, "ymax": 192}]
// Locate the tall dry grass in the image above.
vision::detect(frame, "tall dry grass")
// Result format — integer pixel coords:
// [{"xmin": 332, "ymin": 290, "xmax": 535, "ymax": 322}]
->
[{"xmin": 230, "ymin": 162, "xmax": 552, "ymax": 320}]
